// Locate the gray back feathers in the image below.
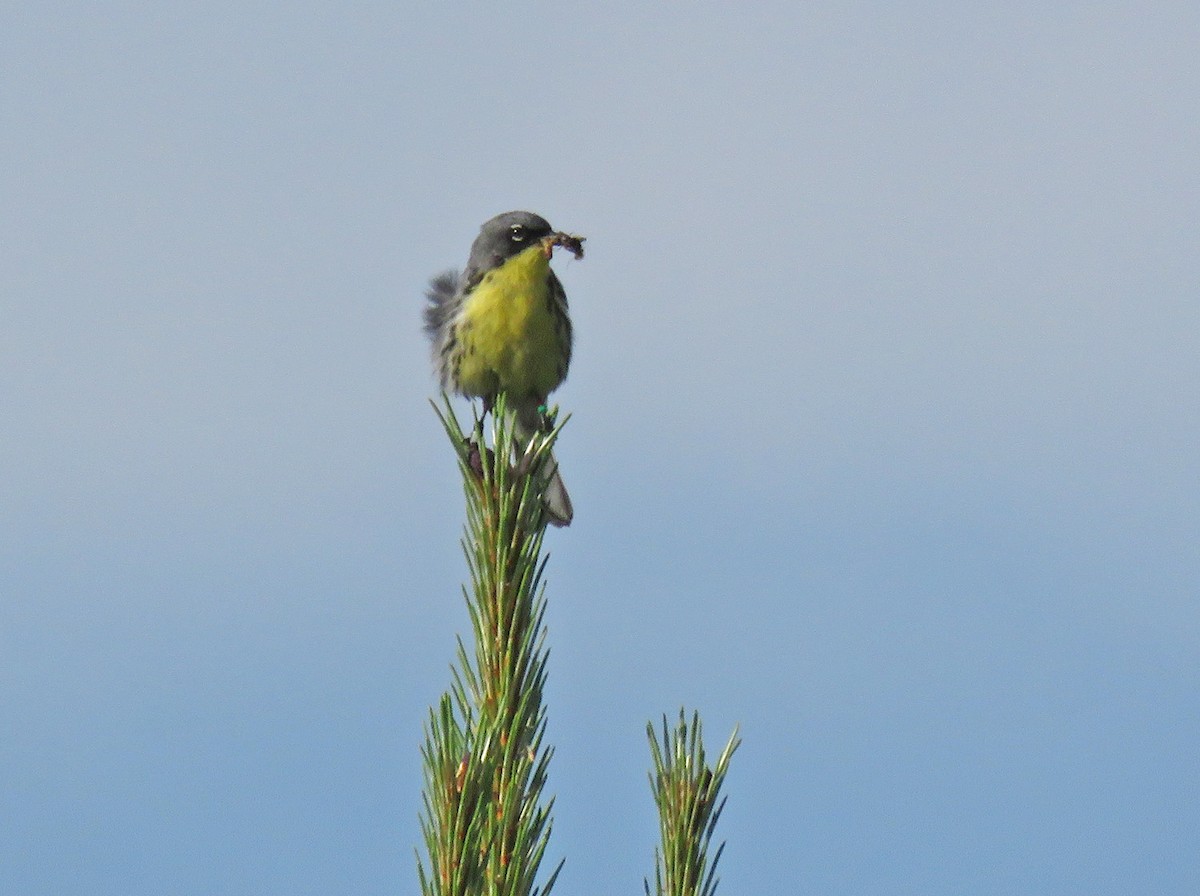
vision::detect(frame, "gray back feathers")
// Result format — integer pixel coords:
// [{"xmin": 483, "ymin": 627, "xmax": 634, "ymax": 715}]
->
[{"xmin": 424, "ymin": 269, "xmax": 461, "ymax": 391}]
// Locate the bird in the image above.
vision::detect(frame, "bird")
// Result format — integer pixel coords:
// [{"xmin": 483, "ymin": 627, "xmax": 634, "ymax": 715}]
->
[{"xmin": 423, "ymin": 211, "xmax": 583, "ymax": 526}]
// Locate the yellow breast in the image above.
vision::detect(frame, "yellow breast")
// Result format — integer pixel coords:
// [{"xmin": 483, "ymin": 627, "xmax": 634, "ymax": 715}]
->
[{"xmin": 453, "ymin": 245, "xmax": 565, "ymax": 400}]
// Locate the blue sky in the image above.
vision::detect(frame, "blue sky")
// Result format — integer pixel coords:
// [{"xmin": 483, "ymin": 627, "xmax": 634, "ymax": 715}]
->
[{"xmin": 3, "ymin": 3, "xmax": 1197, "ymax": 894}]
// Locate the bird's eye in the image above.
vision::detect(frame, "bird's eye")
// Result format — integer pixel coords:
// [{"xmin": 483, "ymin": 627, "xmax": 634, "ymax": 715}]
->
[{"xmin": 510, "ymin": 225, "xmax": 526, "ymax": 242}]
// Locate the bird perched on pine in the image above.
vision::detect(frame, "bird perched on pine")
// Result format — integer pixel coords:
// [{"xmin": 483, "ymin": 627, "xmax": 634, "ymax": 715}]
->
[{"xmin": 424, "ymin": 211, "xmax": 584, "ymax": 526}]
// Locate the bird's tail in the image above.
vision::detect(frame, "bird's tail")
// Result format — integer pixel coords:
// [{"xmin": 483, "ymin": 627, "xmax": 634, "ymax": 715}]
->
[
  {"xmin": 539, "ymin": 453, "xmax": 573, "ymax": 527},
  {"xmin": 513, "ymin": 410, "xmax": 573, "ymax": 528}
]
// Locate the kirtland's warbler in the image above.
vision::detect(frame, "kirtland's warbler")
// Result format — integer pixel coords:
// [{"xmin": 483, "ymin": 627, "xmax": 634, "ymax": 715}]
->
[{"xmin": 424, "ymin": 211, "xmax": 583, "ymax": 526}]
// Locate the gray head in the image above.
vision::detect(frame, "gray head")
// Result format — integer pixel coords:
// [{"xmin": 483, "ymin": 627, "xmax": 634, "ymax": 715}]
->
[{"xmin": 464, "ymin": 211, "xmax": 554, "ymax": 284}]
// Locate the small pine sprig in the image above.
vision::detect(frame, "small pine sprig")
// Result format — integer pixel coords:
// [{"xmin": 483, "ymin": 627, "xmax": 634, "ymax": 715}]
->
[
  {"xmin": 418, "ymin": 394, "xmax": 565, "ymax": 896},
  {"xmin": 645, "ymin": 710, "xmax": 741, "ymax": 896}
]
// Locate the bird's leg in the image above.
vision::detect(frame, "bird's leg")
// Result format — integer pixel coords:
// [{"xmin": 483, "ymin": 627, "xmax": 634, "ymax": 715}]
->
[
  {"xmin": 469, "ymin": 394, "xmax": 490, "ymax": 436},
  {"xmin": 462, "ymin": 395, "xmax": 495, "ymax": 479},
  {"xmin": 466, "ymin": 394, "xmax": 491, "ymax": 446}
]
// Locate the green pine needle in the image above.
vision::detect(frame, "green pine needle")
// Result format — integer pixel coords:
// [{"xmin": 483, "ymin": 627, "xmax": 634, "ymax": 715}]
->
[
  {"xmin": 645, "ymin": 710, "xmax": 741, "ymax": 896},
  {"xmin": 419, "ymin": 394, "xmax": 565, "ymax": 896}
]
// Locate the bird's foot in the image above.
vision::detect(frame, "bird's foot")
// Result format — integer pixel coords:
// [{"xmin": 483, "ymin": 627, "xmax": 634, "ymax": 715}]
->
[{"xmin": 463, "ymin": 438, "xmax": 494, "ymax": 480}]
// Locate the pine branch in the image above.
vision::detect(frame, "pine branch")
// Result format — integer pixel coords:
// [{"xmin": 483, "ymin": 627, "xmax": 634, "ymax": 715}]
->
[
  {"xmin": 419, "ymin": 394, "xmax": 564, "ymax": 896},
  {"xmin": 645, "ymin": 711, "xmax": 741, "ymax": 896}
]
